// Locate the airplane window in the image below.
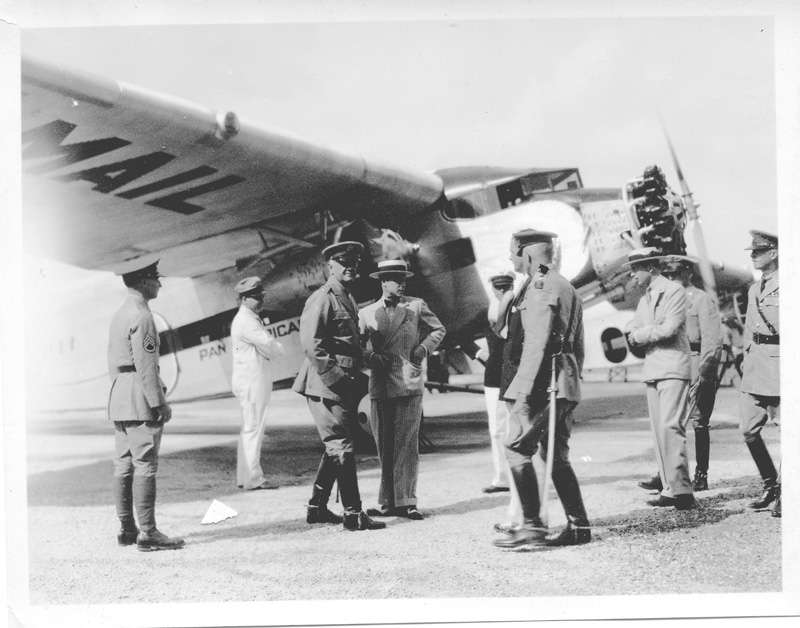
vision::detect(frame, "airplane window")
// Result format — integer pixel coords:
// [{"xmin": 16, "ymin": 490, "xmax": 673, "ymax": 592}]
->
[{"xmin": 443, "ymin": 197, "xmax": 482, "ymax": 220}]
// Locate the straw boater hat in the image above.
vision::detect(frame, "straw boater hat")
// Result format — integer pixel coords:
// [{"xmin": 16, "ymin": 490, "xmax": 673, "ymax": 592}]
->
[
  {"xmin": 369, "ymin": 259, "xmax": 414, "ymax": 279},
  {"xmin": 621, "ymin": 247, "xmax": 669, "ymax": 269},
  {"xmin": 744, "ymin": 230, "xmax": 778, "ymax": 251}
]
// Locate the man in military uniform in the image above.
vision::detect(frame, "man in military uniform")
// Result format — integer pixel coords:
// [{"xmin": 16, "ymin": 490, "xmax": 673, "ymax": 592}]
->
[
  {"xmin": 231, "ymin": 277, "xmax": 286, "ymax": 490},
  {"xmin": 493, "ymin": 229, "xmax": 553, "ymax": 537},
  {"xmin": 739, "ymin": 230, "xmax": 781, "ymax": 517},
  {"xmin": 624, "ymin": 248, "xmax": 696, "ymax": 510},
  {"xmin": 638, "ymin": 256, "xmax": 723, "ymax": 492},
  {"xmin": 108, "ymin": 259, "xmax": 185, "ymax": 551},
  {"xmin": 493, "ymin": 232, "xmax": 590, "ymax": 549},
  {"xmin": 293, "ymin": 242, "xmax": 386, "ymax": 531}
]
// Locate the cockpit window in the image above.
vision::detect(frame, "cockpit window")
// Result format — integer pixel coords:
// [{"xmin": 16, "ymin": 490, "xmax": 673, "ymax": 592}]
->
[{"xmin": 442, "ymin": 168, "xmax": 582, "ymax": 220}]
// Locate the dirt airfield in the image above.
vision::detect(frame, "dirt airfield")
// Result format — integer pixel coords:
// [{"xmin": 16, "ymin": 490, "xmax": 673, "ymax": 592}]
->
[{"xmin": 19, "ymin": 381, "xmax": 790, "ymax": 622}]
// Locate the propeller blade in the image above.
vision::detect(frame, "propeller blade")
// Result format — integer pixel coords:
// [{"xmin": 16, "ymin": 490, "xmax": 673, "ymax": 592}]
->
[{"xmin": 661, "ymin": 126, "xmax": 718, "ymax": 304}]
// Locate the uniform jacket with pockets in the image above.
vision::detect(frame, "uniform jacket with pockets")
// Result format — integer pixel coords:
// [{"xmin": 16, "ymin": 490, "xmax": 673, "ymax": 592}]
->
[
  {"xmin": 292, "ymin": 276, "xmax": 362, "ymax": 402},
  {"xmin": 684, "ymin": 285, "xmax": 723, "ymax": 381},
  {"xmin": 741, "ymin": 270, "xmax": 779, "ymax": 396},
  {"xmin": 107, "ymin": 294, "xmax": 167, "ymax": 422},
  {"xmin": 359, "ymin": 296, "xmax": 446, "ymax": 399},
  {"xmin": 626, "ymin": 274, "xmax": 691, "ymax": 382},
  {"xmin": 504, "ymin": 266, "xmax": 584, "ymax": 402}
]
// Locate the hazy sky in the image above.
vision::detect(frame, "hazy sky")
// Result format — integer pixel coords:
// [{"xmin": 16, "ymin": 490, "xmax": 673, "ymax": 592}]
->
[{"xmin": 20, "ymin": 13, "xmax": 782, "ymax": 270}]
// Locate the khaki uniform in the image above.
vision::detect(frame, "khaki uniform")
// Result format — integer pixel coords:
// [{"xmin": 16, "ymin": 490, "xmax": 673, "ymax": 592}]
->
[
  {"xmin": 107, "ymin": 294, "xmax": 167, "ymax": 534},
  {"xmin": 740, "ymin": 271, "xmax": 780, "ymax": 439},
  {"xmin": 685, "ymin": 286, "xmax": 723, "ymax": 429}
]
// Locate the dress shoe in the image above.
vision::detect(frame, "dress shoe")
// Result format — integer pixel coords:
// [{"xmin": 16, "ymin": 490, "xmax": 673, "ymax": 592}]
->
[
  {"xmin": 646, "ymin": 494, "xmax": 677, "ymax": 508},
  {"xmin": 772, "ymin": 486, "xmax": 781, "ymax": 518},
  {"xmin": 366, "ymin": 506, "xmax": 394, "ymax": 517},
  {"xmin": 482, "ymin": 485, "xmax": 510, "ymax": 494},
  {"xmin": 748, "ymin": 482, "xmax": 779, "ymax": 510},
  {"xmin": 492, "ymin": 523, "xmax": 547, "ymax": 548},
  {"xmin": 692, "ymin": 470, "xmax": 709, "ymax": 492},
  {"xmin": 638, "ymin": 474, "xmax": 663, "ymax": 492},
  {"xmin": 545, "ymin": 518, "xmax": 591, "ymax": 546},
  {"xmin": 247, "ymin": 481, "xmax": 279, "ymax": 490},
  {"xmin": 404, "ymin": 507, "xmax": 424, "ymax": 520},
  {"xmin": 493, "ymin": 522, "xmax": 519, "ymax": 536},
  {"xmin": 117, "ymin": 525, "xmax": 139, "ymax": 546},
  {"xmin": 306, "ymin": 505, "xmax": 343, "ymax": 524},
  {"xmin": 674, "ymin": 494, "xmax": 698, "ymax": 510},
  {"xmin": 136, "ymin": 529, "xmax": 185, "ymax": 552},
  {"xmin": 343, "ymin": 510, "xmax": 387, "ymax": 531}
]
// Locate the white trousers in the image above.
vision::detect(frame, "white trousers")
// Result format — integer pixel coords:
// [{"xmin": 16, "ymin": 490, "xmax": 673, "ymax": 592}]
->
[
  {"xmin": 646, "ymin": 379, "xmax": 693, "ymax": 497},
  {"xmin": 485, "ymin": 386, "xmax": 509, "ymax": 488},
  {"xmin": 235, "ymin": 380, "xmax": 272, "ymax": 489}
]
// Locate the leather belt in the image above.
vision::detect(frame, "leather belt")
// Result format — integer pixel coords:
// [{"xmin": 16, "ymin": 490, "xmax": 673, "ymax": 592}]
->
[
  {"xmin": 690, "ymin": 342, "xmax": 701, "ymax": 352},
  {"xmin": 753, "ymin": 332, "xmax": 779, "ymax": 345},
  {"xmin": 118, "ymin": 365, "xmax": 136, "ymax": 373}
]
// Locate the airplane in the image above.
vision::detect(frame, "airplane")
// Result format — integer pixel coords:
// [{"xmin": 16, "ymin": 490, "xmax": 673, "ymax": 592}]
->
[{"xmin": 21, "ymin": 54, "xmax": 753, "ymax": 425}]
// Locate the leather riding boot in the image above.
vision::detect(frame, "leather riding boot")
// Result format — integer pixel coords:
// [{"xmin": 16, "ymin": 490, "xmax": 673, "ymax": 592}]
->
[
  {"xmin": 493, "ymin": 463, "xmax": 547, "ymax": 548},
  {"xmin": 746, "ymin": 437, "xmax": 778, "ymax": 509},
  {"xmin": 307, "ymin": 455, "xmax": 343, "ymax": 524},
  {"xmin": 772, "ymin": 485, "xmax": 781, "ymax": 518},
  {"xmin": 134, "ymin": 475, "xmax": 157, "ymax": 534},
  {"xmin": 694, "ymin": 428, "xmax": 710, "ymax": 474},
  {"xmin": 550, "ymin": 467, "xmax": 591, "ymax": 545},
  {"xmin": 335, "ymin": 452, "xmax": 362, "ymax": 514},
  {"xmin": 114, "ymin": 475, "xmax": 138, "ymax": 545}
]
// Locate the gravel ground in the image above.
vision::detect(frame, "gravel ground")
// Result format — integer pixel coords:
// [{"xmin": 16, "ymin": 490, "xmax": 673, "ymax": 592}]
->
[{"xmin": 19, "ymin": 383, "xmax": 792, "ymax": 623}]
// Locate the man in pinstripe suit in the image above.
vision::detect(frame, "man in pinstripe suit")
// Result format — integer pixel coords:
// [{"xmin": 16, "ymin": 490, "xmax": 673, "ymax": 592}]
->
[{"xmin": 359, "ymin": 260, "xmax": 446, "ymax": 520}]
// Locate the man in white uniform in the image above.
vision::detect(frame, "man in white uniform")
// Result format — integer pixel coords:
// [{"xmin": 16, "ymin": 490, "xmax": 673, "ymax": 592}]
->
[{"xmin": 231, "ymin": 277, "xmax": 286, "ymax": 490}]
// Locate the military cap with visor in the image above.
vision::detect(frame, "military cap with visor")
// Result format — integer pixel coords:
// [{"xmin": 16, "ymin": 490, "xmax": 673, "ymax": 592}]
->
[
  {"xmin": 235, "ymin": 276, "xmax": 265, "ymax": 298},
  {"xmin": 512, "ymin": 228, "xmax": 557, "ymax": 256},
  {"xmin": 322, "ymin": 241, "xmax": 364, "ymax": 262},
  {"xmin": 489, "ymin": 272, "xmax": 515, "ymax": 288},
  {"xmin": 116, "ymin": 258, "xmax": 161, "ymax": 283},
  {"xmin": 660, "ymin": 255, "xmax": 699, "ymax": 274},
  {"xmin": 744, "ymin": 230, "xmax": 778, "ymax": 251},
  {"xmin": 369, "ymin": 259, "xmax": 414, "ymax": 279}
]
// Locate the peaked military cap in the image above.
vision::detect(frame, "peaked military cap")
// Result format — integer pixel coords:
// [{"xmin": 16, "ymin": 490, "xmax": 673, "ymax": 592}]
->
[
  {"xmin": 322, "ymin": 241, "xmax": 364, "ymax": 261},
  {"xmin": 116, "ymin": 258, "xmax": 161, "ymax": 283},
  {"xmin": 235, "ymin": 276, "xmax": 265, "ymax": 296},
  {"xmin": 660, "ymin": 255, "xmax": 698, "ymax": 273},
  {"xmin": 512, "ymin": 229, "xmax": 557, "ymax": 256},
  {"xmin": 489, "ymin": 272, "xmax": 515, "ymax": 288},
  {"xmin": 621, "ymin": 247, "xmax": 668, "ymax": 269},
  {"xmin": 369, "ymin": 259, "xmax": 414, "ymax": 279},
  {"xmin": 744, "ymin": 230, "xmax": 778, "ymax": 251}
]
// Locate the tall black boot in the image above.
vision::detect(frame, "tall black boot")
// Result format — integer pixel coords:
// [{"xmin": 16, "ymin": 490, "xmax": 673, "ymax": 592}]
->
[
  {"xmin": 746, "ymin": 437, "xmax": 778, "ymax": 509},
  {"xmin": 133, "ymin": 475, "xmax": 185, "ymax": 551},
  {"xmin": 548, "ymin": 466, "xmax": 591, "ymax": 546},
  {"xmin": 307, "ymin": 454, "xmax": 343, "ymax": 524},
  {"xmin": 693, "ymin": 428, "xmax": 710, "ymax": 491},
  {"xmin": 493, "ymin": 463, "xmax": 547, "ymax": 548},
  {"xmin": 337, "ymin": 452, "xmax": 385, "ymax": 531},
  {"xmin": 114, "ymin": 475, "xmax": 138, "ymax": 545}
]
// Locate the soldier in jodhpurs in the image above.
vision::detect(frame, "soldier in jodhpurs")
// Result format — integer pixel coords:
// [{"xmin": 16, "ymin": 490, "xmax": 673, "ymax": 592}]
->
[
  {"xmin": 108, "ymin": 260, "xmax": 184, "ymax": 552},
  {"xmin": 739, "ymin": 230, "xmax": 781, "ymax": 518}
]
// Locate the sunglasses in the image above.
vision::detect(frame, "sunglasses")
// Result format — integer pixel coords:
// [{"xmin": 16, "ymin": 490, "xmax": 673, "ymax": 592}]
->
[{"xmin": 331, "ymin": 255, "xmax": 360, "ymax": 265}]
